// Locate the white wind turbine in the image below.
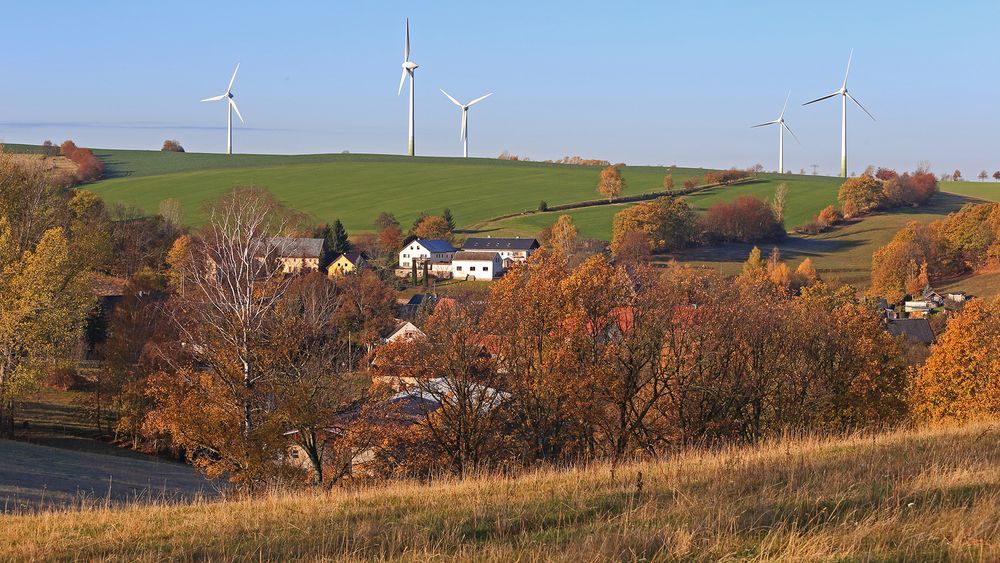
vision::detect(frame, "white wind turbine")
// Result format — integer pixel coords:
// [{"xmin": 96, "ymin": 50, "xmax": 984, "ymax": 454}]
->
[
  {"xmin": 440, "ymin": 90, "xmax": 492, "ymax": 158},
  {"xmin": 397, "ymin": 18, "xmax": 418, "ymax": 156},
  {"xmin": 803, "ymin": 50, "xmax": 875, "ymax": 177},
  {"xmin": 751, "ymin": 91, "xmax": 799, "ymax": 174},
  {"xmin": 201, "ymin": 64, "xmax": 244, "ymax": 156}
]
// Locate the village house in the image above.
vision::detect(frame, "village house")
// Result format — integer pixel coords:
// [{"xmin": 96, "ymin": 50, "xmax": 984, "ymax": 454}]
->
[
  {"xmin": 461, "ymin": 237, "xmax": 539, "ymax": 268},
  {"xmin": 328, "ymin": 252, "xmax": 367, "ymax": 276},
  {"xmin": 886, "ymin": 318, "xmax": 936, "ymax": 345},
  {"xmin": 271, "ymin": 237, "xmax": 324, "ymax": 274},
  {"xmin": 399, "ymin": 239, "xmax": 457, "ymax": 268},
  {"xmin": 384, "ymin": 319, "xmax": 425, "ymax": 343},
  {"xmin": 451, "ymin": 251, "xmax": 504, "ymax": 280}
]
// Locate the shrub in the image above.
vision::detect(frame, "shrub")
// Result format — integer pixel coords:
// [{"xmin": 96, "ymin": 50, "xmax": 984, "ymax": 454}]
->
[
  {"xmin": 538, "ymin": 201, "xmax": 548, "ymax": 212},
  {"xmin": 161, "ymin": 140, "xmax": 185, "ymax": 152},
  {"xmin": 702, "ymin": 195, "xmax": 785, "ymax": 243}
]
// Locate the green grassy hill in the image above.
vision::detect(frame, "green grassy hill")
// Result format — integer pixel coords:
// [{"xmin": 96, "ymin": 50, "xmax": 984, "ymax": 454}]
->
[
  {"xmin": 940, "ymin": 180, "xmax": 1000, "ymax": 202},
  {"xmin": 482, "ymin": 174, "xmax": 842, "ymax": 240},
  {"xmin": 4, "ymin": 421, "xmax": 1000, "ymax": 560}
]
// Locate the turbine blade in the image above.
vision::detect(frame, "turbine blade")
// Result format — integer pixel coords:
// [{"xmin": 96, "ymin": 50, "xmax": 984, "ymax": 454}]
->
[
  {"xmin": 782, "ymin": 122, "xmax": 801, "ymax": 144},
  {"xmin": 228, "ymin": 63, "xmax": 240, "ymax": 93},
  {"xmin": 751, "ymin": 120, "xmax": 779, "ymax": 128},
  {"xmin": 440, "ymin": 89, "xmax": 462, "ymax": 107},
  {"xmin": 466, "ymin": 92, "xmax": 493, "ymax": 106},
  {"xmin": 398, "ymin": 69, "xmax": 407, "ymax": 96},
  {"xmin": 201, "ymin": 94, "xmax": 226, "ymax": 102},
  {"xmin": 229, "ymin": 98, "xmax": 245, "ymax": 123},
  {"xmin": 461, "ymin": 110, "xmax": 467, "ymax": 141},
  {"xmin": 780, "ymin": 90, "xmax": 790, "ymax": 118},
  {"xmin": 802, "ymin": 91, "xmax": 840, "ymax": 106},
  {"xmin": 404, "ymin": 18, "xmax": 410, "ymax": 61},
  {"xmin": 843, "ymin": 49, "xmax": 853, "ymax": 88},
  {"xmin": 847, "ymin": 92, "xmax": 875, "ymax": 121}
]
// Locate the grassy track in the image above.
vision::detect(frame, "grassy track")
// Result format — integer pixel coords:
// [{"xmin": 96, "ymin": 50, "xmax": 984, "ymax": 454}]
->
[
  {"xmin": 5, "ymin": 421, "xmax": 1000, "ymax": 560},
  {"xmin": 479, "ymin": 173, "xmax": 843, "ymax": 239}
]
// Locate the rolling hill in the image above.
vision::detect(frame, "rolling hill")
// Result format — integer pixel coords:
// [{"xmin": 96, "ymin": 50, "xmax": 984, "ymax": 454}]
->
[{"xmin": 4, "ymin": 420, "xmax": 1000, "ymax": 560}]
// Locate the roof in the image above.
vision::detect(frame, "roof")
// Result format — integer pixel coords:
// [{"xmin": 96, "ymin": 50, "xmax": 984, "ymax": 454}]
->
[
  {"xmin": 886, "ymin": 318, "xmax": 936, "ymax": 345},
  {"xmin": 414, "ymin": 239, "xmax": 457, "ymax": 253},
  {"xmin": 336, "ymin": 252, "xmax": 367, "ymax": 264},
  {"xmin": 271, "ymin": 237, "xmax": 324, "ymax": 258},
  {"xmin": 91, "ymin": 274, "xmax": 128, "ymax": 297},
  {"xmin": 463, "ymin": 237, "xmax": 539, "ymax": 251},
  {"xmin": 453, "ymin": 251, "xmax": 500, "ymax": 262}
]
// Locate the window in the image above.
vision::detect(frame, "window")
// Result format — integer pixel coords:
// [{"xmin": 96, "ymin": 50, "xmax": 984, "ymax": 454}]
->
[
  {"xmin": 456, "ymin": 265, "xmax": 463, "ymax": 271},
  {"xmin": 469, "ymin": 266, "xmax": 476, "ymax": 271},
  {"xmin": 403, "ymin": 253, "xmax": 409, "ymax": 258}
]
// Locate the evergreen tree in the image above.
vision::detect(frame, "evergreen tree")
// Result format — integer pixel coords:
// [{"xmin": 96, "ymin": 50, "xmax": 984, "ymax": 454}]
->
[{"xmin": 442, "ymin": 208, "xmax": 456, "ymax": 232}]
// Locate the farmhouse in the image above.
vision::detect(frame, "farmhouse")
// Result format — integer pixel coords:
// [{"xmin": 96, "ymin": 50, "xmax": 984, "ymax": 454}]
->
[
  {"xmin": 328, "ymin": 252, "xmax": 367, "ymax": 276},
  {"xmin": 452, "ymin": 251, "xmax": 504, "ymax": 280},
  {"xmin": 271, "ymin": 237, "xmax": 324, "ymax": 274},
  {"xmin": 399, "ymin": 239, "xmax": 457, "ymax": 268},
  {"xmin": 462, "ymin": 237, "xmax": 539, "ymax": 268},
  {"xmin": 384, "ymin": 319, "xmax": 425, "ymax": 343}
]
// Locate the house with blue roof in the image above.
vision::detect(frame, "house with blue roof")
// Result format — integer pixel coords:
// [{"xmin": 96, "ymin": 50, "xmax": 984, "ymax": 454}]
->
[{"xmin": 398, "ymin": 238, "xmax": 458, "ymax": 269}]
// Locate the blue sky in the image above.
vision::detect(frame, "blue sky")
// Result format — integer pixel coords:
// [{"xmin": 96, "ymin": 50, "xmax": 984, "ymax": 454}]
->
[{"xmin": 2, "ymin": 1, "xmax": 997, "ymax": 175}]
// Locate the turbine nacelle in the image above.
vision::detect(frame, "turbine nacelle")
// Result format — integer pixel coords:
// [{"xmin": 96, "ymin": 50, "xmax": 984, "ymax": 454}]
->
[{"xmin": 403, "ymin": 61, "xmax": 418, "ymax": 71}]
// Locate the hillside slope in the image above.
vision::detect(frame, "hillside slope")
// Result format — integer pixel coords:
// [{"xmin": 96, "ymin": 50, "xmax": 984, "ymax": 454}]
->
[{"xmin": 5, "ymin": 421, "xmax": 1000, "ymax": 560}]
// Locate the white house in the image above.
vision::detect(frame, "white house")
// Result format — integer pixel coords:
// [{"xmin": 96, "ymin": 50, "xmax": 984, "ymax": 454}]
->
[
  {"xmin": 399, "ymin": 239, "xmax": 457, "ymax": 268},
  {"xmin": 461, "ymin": 237, "xmax": 539, "ymax": 268},
  {"xmin": 384, "ymin": 320, "xmax": 425, "ymax": 343},
  {"xmin": 452, "ymin": 251, "xmax": 504, "ymax": 280}
]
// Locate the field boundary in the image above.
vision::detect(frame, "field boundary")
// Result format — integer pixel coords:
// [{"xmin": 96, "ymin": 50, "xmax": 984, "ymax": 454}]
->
[{"xmin": 476, "ymin": 177, "xmax": 759, "ymax": 226}]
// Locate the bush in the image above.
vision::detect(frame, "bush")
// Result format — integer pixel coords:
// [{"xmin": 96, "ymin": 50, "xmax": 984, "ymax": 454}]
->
[
  {"xmin": 702, "ymin": 195, "xmax": 785, "ymax": 243},
  {"xmin": 161, "ymin": 140, "xmax": 185, "ymax": 152},
  {"xmin": 538, "ymin": 201, "xmax": 548, "ymax": 212}
]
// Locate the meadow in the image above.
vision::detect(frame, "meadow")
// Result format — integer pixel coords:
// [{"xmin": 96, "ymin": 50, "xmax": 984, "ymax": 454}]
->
[
  {"xmin": 479, "ymin": 173, "xmax": 843, "ymax": 239},
  {"xmin": 4, "ymin": 420, "xmax": 1000, "ymax": 560},
  {"xmin": 77, "ymin": 147, "xmax": 711, "ymax": 233}
]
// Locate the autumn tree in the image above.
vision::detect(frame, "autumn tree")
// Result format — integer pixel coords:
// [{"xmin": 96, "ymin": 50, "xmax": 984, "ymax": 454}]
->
[
  {"xmin": 771, "ymin": 183, "xmax": 788, "ymax": 223},
  {"xmin": 817, "ymin": 205, "xmax": 842, "ymax": 228},
  {"xmin": 663, "ymin": 174, "xmax": 674, "ymax": 192},
  {"xmin": 159, "ymin": 198, "xmax": 182, "ymax": 227},
  {"xmin": 161, "ymin": 140, "xmax": 185, "ymax": 152},
  {"xmin": 702, "ymin": 195, "xmax": 785, "ymax": 243},
  {"xmin": 979, "ymin": 170, "xmax": 989, "ymax": 182},
  {"xmin": 612, "ymin": 230, "xmax": 651, "ymax": 265},
  {"xmin": 548, "ymin": 214, "xmax": 579, "ymax": 264},
  {"xmin": 837, "ymin": 173, "xmax": 885, "ymax": 217},
  {"xmin": 912, "ymin": 298, "xmax": 1000, "ymax": 422},
  {"xmin": 413, "ymin": 215, "xmax": 452, "ymax": 241},
  {"xmin": 146, "ymin": 188, "xmax": 295, "ymax": 484},
  {"xmin": 993, "ymin": 171, "xmax": 1000, "ymax": 181},
  {"xmin": 611, "ymin": 196, "xmax": 699, "ymax": 254},
  {"xmin": 597, "ymin": 165, "xmax": 625, "ymax": 203},
  {"xmin": 953, "ymin": 170, "xmax": 963, "ymax": 181}
]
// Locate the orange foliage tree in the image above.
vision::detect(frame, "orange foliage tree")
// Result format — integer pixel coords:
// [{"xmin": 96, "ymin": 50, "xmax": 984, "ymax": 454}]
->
[
  {"xmin": 597, "ymin": 165, "xmax": 625, "ymax": 203},
  {"xmin": 912, "ymin": 298, "xmax": 1000, "ymax": 422}
]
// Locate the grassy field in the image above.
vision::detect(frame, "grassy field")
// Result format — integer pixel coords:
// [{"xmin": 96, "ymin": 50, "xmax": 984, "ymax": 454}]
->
[
  {"xmin": 64, "ymin": 146, "xmax": 713, "ymax": 233},
  {"xmin": 4, "ymin": 420, "xmax": 1000, "ymax": 560},
  {"xmin": 667, "ymin": 191, "xmax": 981, "ymax": 288},
  {"xmin": 479, "ymin": 173, "xmax": 843, "ymax": 240},
  {"xmin": 940, "ymin": 180, "xmax": 1000, "ymax": 202}
]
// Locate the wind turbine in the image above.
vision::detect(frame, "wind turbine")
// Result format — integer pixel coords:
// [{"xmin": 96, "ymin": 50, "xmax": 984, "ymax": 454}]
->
[
  {"xmin": 803, "ymin": 50, "xmax": 875, "ymax": 177},
  {"xmin": 397, "ymin": 18, "xmax": 418, "ymax": 156},
  {"xmin": 201, "ymin": 64, "xmax": 244, "ymax": 156},
  {"xmin": 440, "ymin": 90, "xmax": 492, "ymax": 158},
  {"xmin": 751, "ymin": 91, "xmax": 799, "ymax": 174}
]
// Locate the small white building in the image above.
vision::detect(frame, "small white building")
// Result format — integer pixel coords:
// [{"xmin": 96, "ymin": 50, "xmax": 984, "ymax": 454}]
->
[
  {"xmin": 384, "ymin": 320, "xmax": 425, "ymax": 344},
  {"xmin": 399, "ymin": 239, "xmax": 457, "ymax": 268},
  {"xmin": 452, "ymin": 251, "xmax": 504, "ymax": 280},
  {"xmin": 462, "ymin": 237, "xmax": 539, "ymax": 268}
]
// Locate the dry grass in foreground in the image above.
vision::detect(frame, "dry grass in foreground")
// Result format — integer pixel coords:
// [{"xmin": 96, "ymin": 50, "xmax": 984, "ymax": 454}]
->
[{"xmin": 4, "ymin": 421, "xmax": 1000, "ymax": 561}]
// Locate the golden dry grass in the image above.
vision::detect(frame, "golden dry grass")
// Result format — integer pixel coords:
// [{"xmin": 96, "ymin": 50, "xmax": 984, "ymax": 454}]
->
[{"xmin": 4, "ymin": 421, "xmax": 1000, "ymax": 561}]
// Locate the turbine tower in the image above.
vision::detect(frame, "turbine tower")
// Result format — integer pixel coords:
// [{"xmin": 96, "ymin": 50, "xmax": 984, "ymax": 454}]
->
[
  {"xmin": 200, "ymin": 64, "xmax": 244, "ymax": 156},
  {"xmin": 440, "ymin": 90, "xmax": 492, "ymax": 158},
  {"xmin": 751, "ymin": 91, "xmax": 799, "ymax": 174},
  {"xmin": 803, "ymin": 50, "xmax": 875, "ymax": 177},
  {"xmin": 397, "ymin": 18, "xmax": 418, "ymax": 156}
]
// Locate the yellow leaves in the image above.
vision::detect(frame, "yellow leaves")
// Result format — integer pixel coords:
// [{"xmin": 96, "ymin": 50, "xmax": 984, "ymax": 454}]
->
[
  {"xmin": 913, "ymin": 298, "xmax": 1000, "ymax": 423},
  {"xmin": 597, "ymin": 165, "xmax": 625, "ymax": 203}
]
